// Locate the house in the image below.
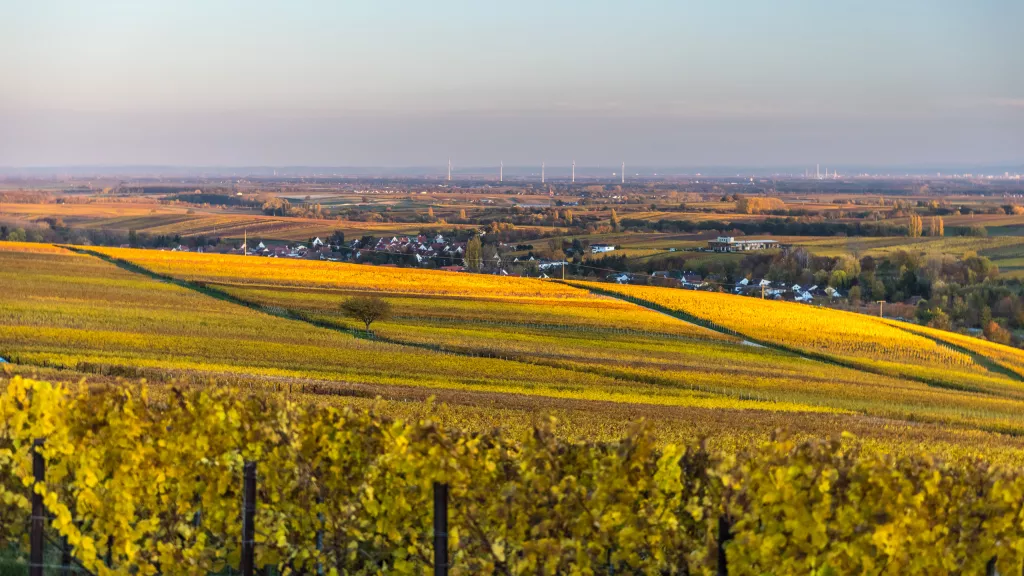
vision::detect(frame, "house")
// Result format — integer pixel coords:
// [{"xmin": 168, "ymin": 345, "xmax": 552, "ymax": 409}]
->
[
  {"xmin": 311, "ymin": 237, "xmax": 324, "ymax": 248},
  {"xmin": 825, "ymin": 286, "xmax": 843, "ymax": 299},
  {"xmin": 439, "ymin": 265, "xmax": 465, "ymax": 272},
  {"xmin": 607, "ymin": 273, "xmax": 631, "ymax": 284},
  {"xmin": 682, "ymin": 273, "xmax": 706, "ymax": 289},
  {"xmin": 538, "ymin": 260, "xmax": 568, "ymax": 271},
  {"xmin": 591, "ymin": 244, "xmax": 616, "ymax": 254}
]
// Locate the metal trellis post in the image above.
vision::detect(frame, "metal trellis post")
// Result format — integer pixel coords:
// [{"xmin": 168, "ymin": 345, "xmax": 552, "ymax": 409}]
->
[
  {"xmin": 242, "ymin": 461, "xmax": 257, "ymax": 576},
  {"xmin": 716, "ymin": 515, "xmax": 732, "ymax": 576},
  {"xmin": 433, "ymin": 482, "xmax": 449, "ymax": 576},
  {"xmin": 30, "ymin": 439, "xmax": 44, "ymax": 576}
]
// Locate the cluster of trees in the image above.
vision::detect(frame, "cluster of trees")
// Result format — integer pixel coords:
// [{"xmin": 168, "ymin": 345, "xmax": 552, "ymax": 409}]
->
[
  {"xmin": 0, "ymin": 190, "xmax": 53, "ymax": 203},
  {"xmin": 167, "ymin": 193, "xmax": 248, "ymax": 207},
  {"xmin": 906, "ymin": 215, "xmax": 945, "ymax": 238},
  {"xmin": 662, "ymin": 246, "xmax": 1018, "ymax": 340},
  {"xmin": 735, "ymin": 197, "xmax": 786, "ymax": 214},
  {"xmin": 907, "ymin": 214, "xmax": 924, "ymax": 237},
  {"xmin": 260, "ymin": 197, "xmax": 332, "ymax": 219},
  {"xmin": 0, "ymin": 217, "xmax": 232, "ymax": 251},
  {"xmin": 0, "ymin": 224, "xmax": 45, "ymax": 243}
]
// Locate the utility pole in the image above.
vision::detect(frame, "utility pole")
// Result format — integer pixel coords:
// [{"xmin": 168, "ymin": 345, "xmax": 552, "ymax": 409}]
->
[
  {"xmin": 876, "ymin": 300, "xmax": 885, "ymax": 318},
  {"xmin": 761, "ymin": 284, "xmax": 765, "ymax": 299}
]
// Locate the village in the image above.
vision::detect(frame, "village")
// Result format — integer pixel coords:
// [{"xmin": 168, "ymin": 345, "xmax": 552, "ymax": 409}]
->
[{"xmin": 141, "ymin": 231, "xmax": 844, "ymax": 305}]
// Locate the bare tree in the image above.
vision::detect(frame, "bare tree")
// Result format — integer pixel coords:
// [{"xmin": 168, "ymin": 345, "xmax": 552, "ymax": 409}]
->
[{"xmin": 341, "ymin": 295, "xmax": 392, "ymax": 334}]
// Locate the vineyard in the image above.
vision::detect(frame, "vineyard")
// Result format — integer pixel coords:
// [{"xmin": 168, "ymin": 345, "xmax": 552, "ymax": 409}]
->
[
  {"xmin": 62, "ymin": 245, "xmax": 1024, "ymax": 439},
  {"xmin": 0, "ymin": 201, "xmax": 452, "ymax": 241},
  {"xmin": 8, "ymin": 240, "xmax": 1024, "ymax": 570},
  {"xmin": 572, "ymin": 281, "xmax": 1024, "ymax": 399},
  {"xmin": 4, "ymin": 376, "xmax": 1024, "ymax": 575},
  {"xmin": 4, "ymin": 242, "xmax": 1024, "ymax": 445}
]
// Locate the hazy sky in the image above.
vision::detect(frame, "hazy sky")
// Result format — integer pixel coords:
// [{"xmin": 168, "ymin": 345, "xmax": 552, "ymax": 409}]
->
[{"xmin": 1, "ymin": 0, "xmax": 1022, "ymax": 168}]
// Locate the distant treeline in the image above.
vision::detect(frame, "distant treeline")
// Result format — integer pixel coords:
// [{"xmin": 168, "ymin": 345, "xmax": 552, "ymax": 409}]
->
[
  {"xmin": 166, "ymin": 193, "xmax": 250, "ymax": 207},
  {"xmin": 621, "ymin": 217, "xmax": 989, "ymax": 238},
  {"xmin": 0, "ymin": 219, "xmax": 205, "ymax": 250},
  {"xmin": 621, "ymin": 217, "xmax": 910, "ymax": 237}
]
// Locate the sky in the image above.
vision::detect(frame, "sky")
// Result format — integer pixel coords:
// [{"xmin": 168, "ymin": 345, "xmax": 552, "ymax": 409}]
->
[{"xmin": 1, "ymin": 0, "xmax": 1022, "ymax": 169}]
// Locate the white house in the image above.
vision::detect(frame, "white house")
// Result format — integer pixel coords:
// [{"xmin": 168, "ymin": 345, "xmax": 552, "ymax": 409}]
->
[{"xmin": 591, "ymin": 244, "xmax": 616, "ymax": 254}]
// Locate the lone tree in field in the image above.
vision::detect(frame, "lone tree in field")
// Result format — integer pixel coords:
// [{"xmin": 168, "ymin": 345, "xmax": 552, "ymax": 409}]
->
[{"xmin": 341, "ymin": 295, "xmax": 392, "ymax": 334}]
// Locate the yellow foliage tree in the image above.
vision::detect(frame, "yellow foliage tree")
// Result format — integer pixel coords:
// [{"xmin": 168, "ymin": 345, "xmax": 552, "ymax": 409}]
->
[{"xmin": 735, "ymin": 197, "xmax": 786, "ymax": 214}]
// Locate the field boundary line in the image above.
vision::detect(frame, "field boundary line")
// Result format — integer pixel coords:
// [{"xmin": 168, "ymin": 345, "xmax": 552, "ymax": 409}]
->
[{"xmin": 886, "ymin": 323, "xmax": 1024, "ymax": 384}]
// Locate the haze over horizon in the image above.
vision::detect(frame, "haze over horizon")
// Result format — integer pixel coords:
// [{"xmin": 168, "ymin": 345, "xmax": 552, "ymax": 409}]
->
[{"xmin": 2, "ymin": 0, "xmax": 1022, "ymax": 168}]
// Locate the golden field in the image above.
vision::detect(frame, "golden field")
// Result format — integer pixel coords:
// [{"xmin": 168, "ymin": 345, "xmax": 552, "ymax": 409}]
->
[{"xmin": 15, "ymin": 243, "xmax": 1019, "ymax": 443}]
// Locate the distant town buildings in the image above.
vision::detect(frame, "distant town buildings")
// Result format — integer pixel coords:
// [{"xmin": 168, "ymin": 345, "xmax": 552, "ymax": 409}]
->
[{"xmin": 707, "ymin": 237, "xmax": 780, "ymax": 253}]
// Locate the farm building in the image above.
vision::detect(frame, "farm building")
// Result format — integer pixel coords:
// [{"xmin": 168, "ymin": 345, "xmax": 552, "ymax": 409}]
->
[
  {"xmin": 707, "ymin": 237, "xmax": 780, "ymax": 253},
  {"xmin": 591, "ymin": 244, "xmax": 616, "ymax": 254}
]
